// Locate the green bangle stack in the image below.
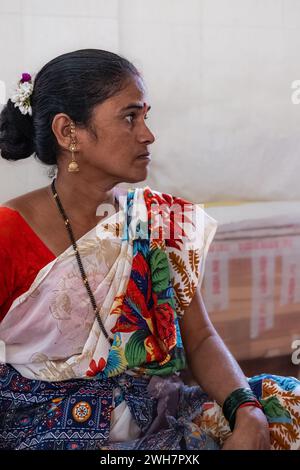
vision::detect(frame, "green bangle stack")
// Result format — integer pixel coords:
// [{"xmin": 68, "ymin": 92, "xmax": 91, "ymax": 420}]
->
[{"xmin": 222, "ymin": 387, "xmax": 262, "ymax": 432}]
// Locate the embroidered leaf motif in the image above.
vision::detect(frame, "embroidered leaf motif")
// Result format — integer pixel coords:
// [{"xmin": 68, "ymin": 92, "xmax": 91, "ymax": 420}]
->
[
  {"xmin": 144, "ymin": 354, "xmax": 186, "ymax": 376},
  {"xmin": 168, "ymin": 252, "xmax": 190, "ymax": 286},
  {"xmin": 184, "ymin": 280, "xmax": 197, "ymax": 300},
  {"xmin": 189, "ymin": 249, "xmax": 200, "ymax": 275},
  {"xmin": 125, "ymin": 330, "xmax": 148, "ymax": 367},
  {"xmin": 172, "ymin": 281, "xmax": 185, "ymax": 303},
  {"xmin": 150, "ymin": 249, "xmax": 170, "ymax": 293},
  {"xmin": 106, "ymin": 337, "xmax": 128, "ymax": 377},
  {"xmin": 172, "ymin": 280, "xmax": 190, "ymax": 309},
  {"xmin": 260, "ymin": 396, "xmax": 292, "ymax": 423},
  {"xmin": 271, "ymin": 428, "xmax": 291, "ymax": 450}
]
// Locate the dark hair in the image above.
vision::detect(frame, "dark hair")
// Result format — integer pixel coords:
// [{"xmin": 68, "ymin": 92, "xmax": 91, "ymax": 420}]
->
[{"xmin": 0, "ymin": 49, "xmax": 140, "ymax": 166}]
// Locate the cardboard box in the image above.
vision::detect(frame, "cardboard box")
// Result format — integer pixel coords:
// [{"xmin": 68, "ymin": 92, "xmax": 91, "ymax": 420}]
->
[{"xmin": 201, "ymin": 234, "xmax": 300, "ymax": 361}]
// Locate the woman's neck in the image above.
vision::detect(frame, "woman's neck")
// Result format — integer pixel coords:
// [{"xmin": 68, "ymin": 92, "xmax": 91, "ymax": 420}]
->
[{"xmin": 50, "ymin": 172, "xmax": 119, "ymax": 228}]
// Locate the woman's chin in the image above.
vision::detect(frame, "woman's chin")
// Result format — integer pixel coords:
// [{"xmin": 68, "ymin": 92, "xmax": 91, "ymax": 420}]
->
[{"xmin": 126, "ymin": 169, "xmax": 149, "ymax": 184}]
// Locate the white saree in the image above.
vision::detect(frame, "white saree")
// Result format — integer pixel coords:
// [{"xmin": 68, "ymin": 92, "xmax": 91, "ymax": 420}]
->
[{"xmin": 0, "ymin": 186, "xmax": 218, "ymax": 442}]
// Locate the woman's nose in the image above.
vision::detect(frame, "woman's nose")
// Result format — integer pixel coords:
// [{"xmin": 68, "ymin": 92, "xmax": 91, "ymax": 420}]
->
[{"xmin": 139, "ymin": 125, "xmax": 155, "ymax": 145}]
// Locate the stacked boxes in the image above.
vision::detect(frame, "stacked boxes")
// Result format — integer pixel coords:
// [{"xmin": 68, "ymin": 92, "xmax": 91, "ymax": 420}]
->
[{"xmin": 202, "ymin": 234, "xmax": 300, "ymax": 361}]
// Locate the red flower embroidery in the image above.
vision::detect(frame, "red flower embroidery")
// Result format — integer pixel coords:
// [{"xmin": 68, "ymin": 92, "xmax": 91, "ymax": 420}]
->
[{"xmin": 86, "ymin": 357, "xmax": 106, "ymax": 377}]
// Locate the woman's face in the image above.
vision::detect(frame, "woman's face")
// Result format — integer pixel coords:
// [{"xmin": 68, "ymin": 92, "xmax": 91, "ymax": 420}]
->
[{"xmin": 78, "ymin": 75, "xmax": 155, "ymax": 184}]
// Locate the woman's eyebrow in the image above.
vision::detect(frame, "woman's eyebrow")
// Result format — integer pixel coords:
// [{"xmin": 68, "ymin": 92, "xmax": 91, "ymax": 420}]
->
[{"xmin": 120, "ymin": 103, "xmax": 151, "ymax": 113}]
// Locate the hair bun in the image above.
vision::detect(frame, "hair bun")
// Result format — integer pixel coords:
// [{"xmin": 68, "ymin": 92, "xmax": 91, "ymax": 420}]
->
[{"xmin": 0, "ymin": 99, "xmax": 35, "ymax": 161}]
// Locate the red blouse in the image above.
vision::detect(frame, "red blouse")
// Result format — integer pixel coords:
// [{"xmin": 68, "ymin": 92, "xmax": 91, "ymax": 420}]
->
[{"xmin": 0, "ymin": 207, "xmax": 56, "ymax": 321}]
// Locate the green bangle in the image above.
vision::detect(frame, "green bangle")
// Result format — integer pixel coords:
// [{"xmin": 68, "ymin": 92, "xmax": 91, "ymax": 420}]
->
[{"xmin": 222, "ymin": 387, "xmax": 259, "ymax": 432}]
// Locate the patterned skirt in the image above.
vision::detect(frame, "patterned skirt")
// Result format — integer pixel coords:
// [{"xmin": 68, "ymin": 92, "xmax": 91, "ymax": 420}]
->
[{"xmin": 0, "ymin": 363, "xmax": 300, "ymax": 450}]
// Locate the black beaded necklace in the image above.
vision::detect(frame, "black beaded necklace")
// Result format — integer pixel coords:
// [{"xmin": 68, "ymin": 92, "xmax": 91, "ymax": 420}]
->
[{"xmin": 50, "ymin": 178, "xmax": 113, "ymax": 345}]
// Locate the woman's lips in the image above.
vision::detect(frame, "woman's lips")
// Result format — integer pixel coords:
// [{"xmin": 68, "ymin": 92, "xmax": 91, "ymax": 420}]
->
[{"xmin": 137, "ymin": 152, "xmax": 151, "ymax": 160}]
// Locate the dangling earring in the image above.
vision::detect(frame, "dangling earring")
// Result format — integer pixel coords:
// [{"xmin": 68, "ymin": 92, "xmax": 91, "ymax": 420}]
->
[{"xmin": 68, "ymin": 121, "xmax": 79, "ymax": 173}]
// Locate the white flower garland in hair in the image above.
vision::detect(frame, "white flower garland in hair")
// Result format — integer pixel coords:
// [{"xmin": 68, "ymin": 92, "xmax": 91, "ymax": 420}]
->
[{"xmin": 11, "ymin": 72, "xmax": 33, "ymax": 116}]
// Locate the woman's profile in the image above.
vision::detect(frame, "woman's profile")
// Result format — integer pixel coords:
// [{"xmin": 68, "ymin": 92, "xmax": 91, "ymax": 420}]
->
[{"xmin": 0, "ymin": 49, "xmax": 299, "ymax": 450}]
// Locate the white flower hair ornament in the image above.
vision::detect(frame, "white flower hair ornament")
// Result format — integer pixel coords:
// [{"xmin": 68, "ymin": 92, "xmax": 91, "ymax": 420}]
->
[{"xmin": 11, "ymin": 72, "xmax": 33, "ymax": 116}]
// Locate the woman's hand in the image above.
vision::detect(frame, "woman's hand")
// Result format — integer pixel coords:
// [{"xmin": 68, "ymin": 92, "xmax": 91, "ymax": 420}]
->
[{"xmin": 222, "ymin": 405, "xmax": 271, "ymax": 450}]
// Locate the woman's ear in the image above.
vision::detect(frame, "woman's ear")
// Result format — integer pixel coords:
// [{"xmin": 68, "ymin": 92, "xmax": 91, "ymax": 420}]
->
[{"xmin": 51, "ymin": 113, "xmax": 75, "ymax": 151}]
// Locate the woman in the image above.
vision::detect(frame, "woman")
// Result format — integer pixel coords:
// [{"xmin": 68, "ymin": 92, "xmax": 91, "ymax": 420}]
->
[{"xmin": 0, "ymin": 49, "xmax": 299, "ymax": 450}]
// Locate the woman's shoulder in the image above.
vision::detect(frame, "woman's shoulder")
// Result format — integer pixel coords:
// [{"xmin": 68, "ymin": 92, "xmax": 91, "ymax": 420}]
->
[
  {"xmin": 0, "ymin": 205, "xmax": 26, "ymax": 250},
  {"xmin": 0, "ymin": 195, "xmax": 29, "ymax": 230},
  {"xmin": 2, "ymin": 187, "xmax": 42, "ymax": 209},
  {"xmin": 0, "ymin": 203, "xmax": 24, "ymax": 227},
  {"xmin": 0, "ymin": 188, "xmax": 47, "ymax": 243},
  {"xmin": 1, "ymin": 187, "xmax": 47, "ymax": 220}
]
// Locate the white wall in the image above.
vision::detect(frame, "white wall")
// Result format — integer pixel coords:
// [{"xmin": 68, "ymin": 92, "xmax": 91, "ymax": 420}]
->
[{"xmin": 1, "ymin": 0, "xmax": 300, "ymax": 203}]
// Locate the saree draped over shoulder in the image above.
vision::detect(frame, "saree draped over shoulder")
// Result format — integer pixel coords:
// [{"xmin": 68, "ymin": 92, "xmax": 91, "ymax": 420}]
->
[{"xmin": 0, "ymin": 187, "xmax": 300, "ymax": 450}]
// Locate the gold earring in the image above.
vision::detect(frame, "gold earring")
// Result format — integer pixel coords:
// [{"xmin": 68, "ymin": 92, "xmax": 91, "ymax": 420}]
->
[{"xmin": 68, "ymin": 122, "xmax": 79, "ymax": 173}]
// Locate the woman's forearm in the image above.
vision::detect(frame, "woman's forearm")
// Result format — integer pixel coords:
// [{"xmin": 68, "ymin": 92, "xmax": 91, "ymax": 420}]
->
[
  {"xmin": 180, "ymin": 291, "xmax": 270, "ymax": 448},
  {"xmin": 187, "ymin": 331, "xmax": 249, "ymax": 405}
]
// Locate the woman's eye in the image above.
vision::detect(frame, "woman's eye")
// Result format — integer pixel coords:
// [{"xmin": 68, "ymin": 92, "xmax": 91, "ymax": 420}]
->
[
  {"xmin": 125, "ymin": 113, "xmax": 148, "ymax": 124},
  {"xmin": 125, "ymin": 114, "xmax": 135, "ymax": 124}
]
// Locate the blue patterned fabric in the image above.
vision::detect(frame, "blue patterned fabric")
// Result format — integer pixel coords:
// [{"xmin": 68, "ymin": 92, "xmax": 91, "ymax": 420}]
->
[
  {"xmin": 1, "ymin": 364, "xmax": 300, "ymax": 450},
  {"xmin": 0, "ymin": 364, "xmax": 218, "ymax": 450},
  {"xmin": 0, "ymin": 364, "xmax": 156, "ymax": 450}
]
